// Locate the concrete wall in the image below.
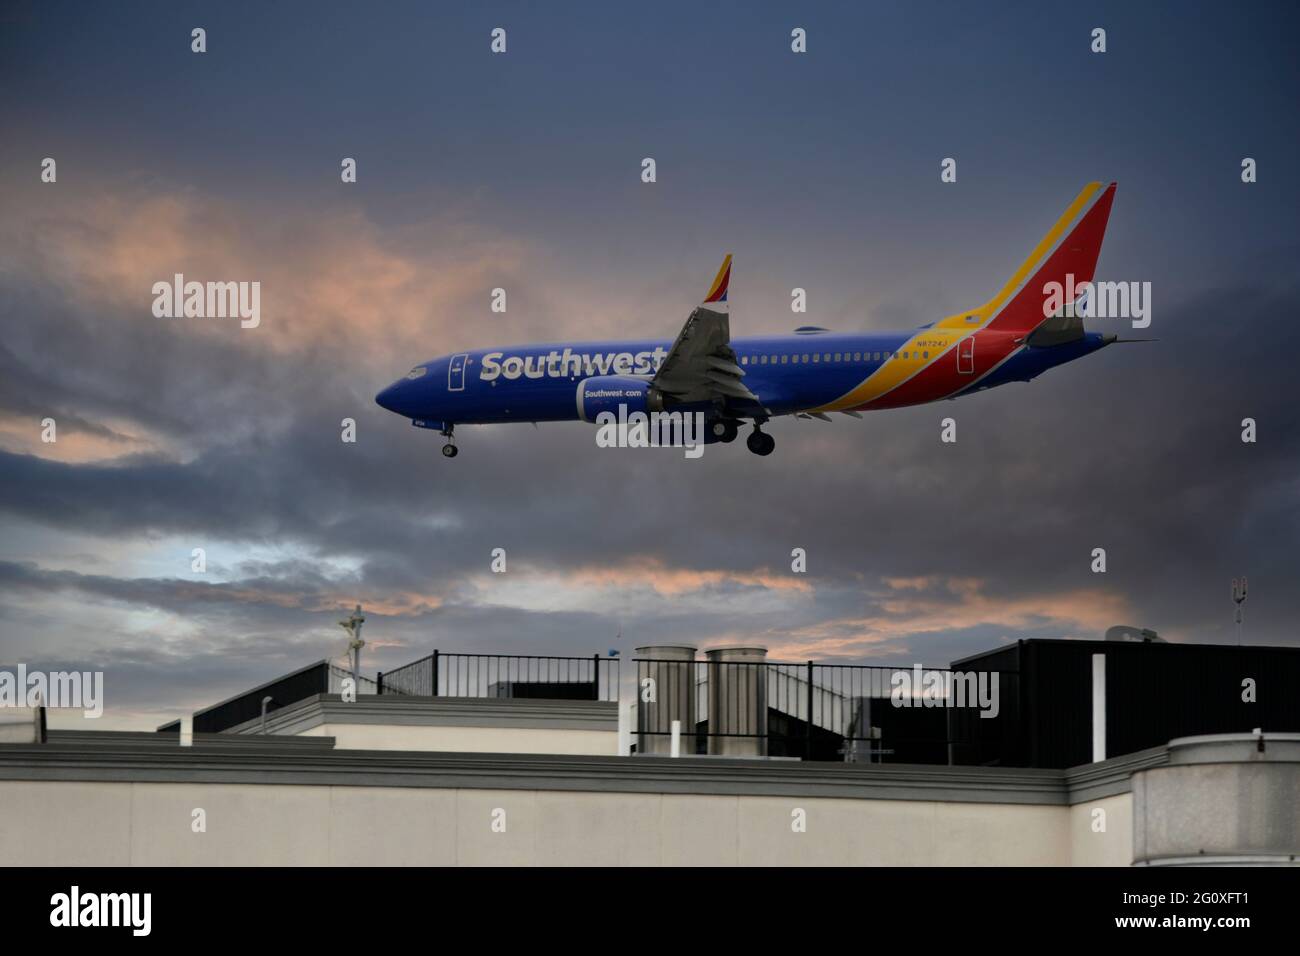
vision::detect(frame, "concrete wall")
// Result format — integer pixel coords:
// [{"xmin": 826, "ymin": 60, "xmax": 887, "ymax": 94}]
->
[
  {"xmin": 1132, "ymin": 732, "xmax": 1300, "ymax": 865},
  {"xmin": 0, "ymin": 731, "xmax": 1163, "ymax": 866},
  {"xmin": 0, "ymin": 779, "xmax": 1125, "ymax": 866},
  {"xmin": 16, "ymin": 727, "xmax": 1298, "ymax": 866},
  {"xmin": 1068, "ymin": 793, "xmax": 1132, "ymax": 867}
]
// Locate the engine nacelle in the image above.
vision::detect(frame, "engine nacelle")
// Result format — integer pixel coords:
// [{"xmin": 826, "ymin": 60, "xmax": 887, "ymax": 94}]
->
[{"xmin": 577, "ymin": 376, "xmax": 665, "ymax": 423}]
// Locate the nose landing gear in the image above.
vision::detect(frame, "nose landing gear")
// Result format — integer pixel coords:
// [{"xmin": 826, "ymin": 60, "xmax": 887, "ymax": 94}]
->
[
  {"xmin": 440, "ymin": 424, "xmax": 458, "ymax": 458},
  {"xmin": 746, "ymin": 423, "xmax": 775, "ymax": 456}
]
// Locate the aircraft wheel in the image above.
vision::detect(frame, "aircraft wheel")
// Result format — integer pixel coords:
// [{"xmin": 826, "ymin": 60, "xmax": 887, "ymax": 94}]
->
[
  {"xmin": 746, "ymin": 429, "xmax": 775, "ymax": 456},
  {"xmin": 711, "ymin": 419, "xmax": 739, "ymax": 443},
  {"xmin": 442, "ymin": 443, "xmax": 459, "ymax": 458}
]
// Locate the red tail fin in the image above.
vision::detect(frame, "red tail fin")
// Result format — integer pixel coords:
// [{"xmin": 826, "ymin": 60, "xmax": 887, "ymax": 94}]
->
[{"xmin": 982, "ymin": 182, "xmax": 1117, "ymax": 335}]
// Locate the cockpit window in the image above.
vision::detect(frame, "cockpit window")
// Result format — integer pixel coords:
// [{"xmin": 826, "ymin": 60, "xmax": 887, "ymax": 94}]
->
[{"xmin": 405, "ymin": 366, "xmax": 428, "ymax": 380}]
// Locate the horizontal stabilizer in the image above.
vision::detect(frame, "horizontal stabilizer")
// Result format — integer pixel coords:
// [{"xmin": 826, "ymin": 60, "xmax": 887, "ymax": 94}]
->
[{"xmin": 1025, "ymin": 312, "xmax": 1085, "ymax": 347}]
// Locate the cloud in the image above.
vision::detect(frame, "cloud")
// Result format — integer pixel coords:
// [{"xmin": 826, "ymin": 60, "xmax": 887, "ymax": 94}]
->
[{"xmin": 3, "ymin": 175, "xmax": 1299, "ymax": 728}]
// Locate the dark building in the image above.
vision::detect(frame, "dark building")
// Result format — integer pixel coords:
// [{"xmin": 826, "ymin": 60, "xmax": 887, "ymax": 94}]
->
[{"xmin": 952, "ymin": 638, "xmax": 1300, "ymax": 768}]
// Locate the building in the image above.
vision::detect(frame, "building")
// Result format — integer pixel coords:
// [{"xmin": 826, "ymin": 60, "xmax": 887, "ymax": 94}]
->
[{"xmin": 1, "ymin": 637, "xmax": 1297, "ymax": 866}]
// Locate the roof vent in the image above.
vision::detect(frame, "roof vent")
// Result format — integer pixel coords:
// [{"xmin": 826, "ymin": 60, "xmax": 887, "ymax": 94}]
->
[{"xmin": 1105, "ymin": 625, "xmax": 1164, "ymax": 643}]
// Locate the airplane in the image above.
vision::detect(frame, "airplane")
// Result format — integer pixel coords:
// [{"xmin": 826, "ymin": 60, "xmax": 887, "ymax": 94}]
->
[{"xmin": 376, "ymin": 181, "xmax": 1136, "ymax": 458}]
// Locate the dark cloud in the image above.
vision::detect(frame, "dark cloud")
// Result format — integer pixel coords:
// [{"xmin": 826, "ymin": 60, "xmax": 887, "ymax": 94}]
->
[{"xmin": 2, "ymin": 1, "xmax": 1298, "ymax": 727}]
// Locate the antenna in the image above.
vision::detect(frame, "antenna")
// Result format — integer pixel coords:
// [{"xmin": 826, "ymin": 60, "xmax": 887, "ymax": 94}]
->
[
  {"xmin": 1231, "ymin": 578, "xmax": 1248, "ymax": 646},
  {"xmin": 338, "ymin": 604, "xmax": 366, "ymax": 681}
]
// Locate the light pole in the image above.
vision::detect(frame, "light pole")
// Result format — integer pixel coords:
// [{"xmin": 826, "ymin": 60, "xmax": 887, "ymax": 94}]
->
[
  {"xmin": 339, "ymin": 604, "xmax": 366, "ymax": 682},
  {"xmin": 1231, "ymin": 577, "xmax": 1248, "ymax": 646}
]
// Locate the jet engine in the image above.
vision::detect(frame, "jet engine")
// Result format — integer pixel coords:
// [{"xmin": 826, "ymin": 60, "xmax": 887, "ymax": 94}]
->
[{"xmin": 576, "ymin": 376, "xmax": 665, "ymax": 422}]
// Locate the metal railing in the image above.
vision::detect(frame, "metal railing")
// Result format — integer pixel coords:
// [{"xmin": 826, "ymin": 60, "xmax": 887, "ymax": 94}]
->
[
  {"xmin": 327, "ymin": 665, "xmax": 382, "ymax": 696},
  {"xmin": 634, "ymin": 657, "xmax": 1021, "ymax": 765},
  {"xmin": 379, "ymin": 651, "xmax": 620, "ymax": 703}
]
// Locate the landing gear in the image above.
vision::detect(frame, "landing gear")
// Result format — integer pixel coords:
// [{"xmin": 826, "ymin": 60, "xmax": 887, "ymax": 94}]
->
[
  {"xmin": 709, "ymin": 418, "xmax": 739, "ymax": 443},
  {"xmin": 441, "ymin": 424, "xmax": 458, "ymax": 458},
  {"xmin": 746, "ymin": 424, "xmax": 775, "ymax": 456}
]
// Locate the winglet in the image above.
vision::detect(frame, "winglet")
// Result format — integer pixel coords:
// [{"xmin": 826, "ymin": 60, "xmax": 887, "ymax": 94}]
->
[{"xmin": 703, "ymin": 254, "xmax": 732, "ymax": 304}]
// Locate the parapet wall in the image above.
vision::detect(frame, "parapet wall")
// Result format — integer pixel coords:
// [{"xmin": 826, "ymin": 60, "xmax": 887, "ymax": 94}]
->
[{"xmin": 0, "ymin": 735, "xmax": 1158, "ymax": 865}]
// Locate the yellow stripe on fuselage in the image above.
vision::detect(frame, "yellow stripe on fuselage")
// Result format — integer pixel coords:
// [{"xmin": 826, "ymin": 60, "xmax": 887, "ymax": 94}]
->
[{"xmin": 812, "ymin": 329, "xmax": 963, "ymax": 412}]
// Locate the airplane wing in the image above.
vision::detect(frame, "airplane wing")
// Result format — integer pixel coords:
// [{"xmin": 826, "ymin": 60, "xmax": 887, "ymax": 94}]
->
[{"xmin": 651, "ymin": 255, "xmax": 759, "ymax": 406}]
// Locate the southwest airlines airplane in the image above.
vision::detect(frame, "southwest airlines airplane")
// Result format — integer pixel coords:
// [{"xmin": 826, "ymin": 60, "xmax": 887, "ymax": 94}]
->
[{"xmin": 377, "ymin": 182, "xmax": 1124, "ymax": 457}]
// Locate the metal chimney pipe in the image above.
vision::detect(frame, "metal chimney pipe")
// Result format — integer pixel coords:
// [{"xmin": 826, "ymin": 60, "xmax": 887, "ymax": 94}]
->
[
  {"xmin": 706, "ymin": 646, "xmax": 768, "ymax": 757},
  {"xmin": 634, "ymin": 645, "xmax": 696, "ymax": 755}
]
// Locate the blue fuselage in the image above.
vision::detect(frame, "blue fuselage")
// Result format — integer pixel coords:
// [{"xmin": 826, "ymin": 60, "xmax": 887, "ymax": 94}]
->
[{"xmin": 375, "ymin": 331, "xmax": 1111, "ymax": 430}]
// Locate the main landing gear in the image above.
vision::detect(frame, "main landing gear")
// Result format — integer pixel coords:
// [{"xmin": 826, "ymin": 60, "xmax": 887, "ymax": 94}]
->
[
  {"xmin": 440, "ymin": 424, "xmax": 458, "ymax": 458},
  {"xmin": 709, "ymin": 418, "xmax": 739, "ymax": 443},
  {"xmin": 746, "ymin": 423, "xmax": 775, "ymax": 457}
]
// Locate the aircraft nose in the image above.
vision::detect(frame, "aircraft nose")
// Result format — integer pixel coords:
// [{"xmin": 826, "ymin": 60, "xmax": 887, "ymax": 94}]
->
[{"xmin": 375, "ymin": 382, "xmax": 402, "ymax": 413}]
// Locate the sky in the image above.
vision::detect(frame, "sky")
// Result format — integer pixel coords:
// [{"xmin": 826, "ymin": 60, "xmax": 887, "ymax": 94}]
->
[{"xmin": 1, "ymin": 0, "xmax": 1298, "ymax": 729}]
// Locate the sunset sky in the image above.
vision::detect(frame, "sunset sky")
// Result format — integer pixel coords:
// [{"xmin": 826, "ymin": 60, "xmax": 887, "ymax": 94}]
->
[{"xmin": 2, "ymin": 0, "xmax": 1298, "ymax": 729}]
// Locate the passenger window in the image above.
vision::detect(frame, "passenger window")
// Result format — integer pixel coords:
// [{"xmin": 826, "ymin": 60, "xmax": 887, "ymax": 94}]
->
[
  {"xmin": 741, "ymin": 356, "xmax": 748, "ymax": 365},
  {"xmin": 760, "ymin": 355, "xmax": 768, "ymax": 364},
  {"xmin": 812, "ymin": 354, "xmax": 820, "ymax": 362},
  {"xmin": 781, "ymin": 355, "xmax": 788, "ymax": 364}
]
